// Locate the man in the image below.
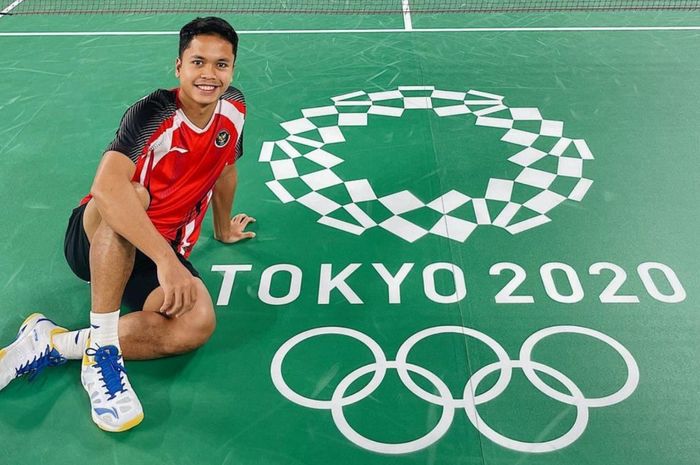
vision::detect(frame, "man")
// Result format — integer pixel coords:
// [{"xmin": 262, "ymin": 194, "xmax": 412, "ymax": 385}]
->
[{"xmin": 0, "ymin": 17, "xmax": 254, "ymax": 432}]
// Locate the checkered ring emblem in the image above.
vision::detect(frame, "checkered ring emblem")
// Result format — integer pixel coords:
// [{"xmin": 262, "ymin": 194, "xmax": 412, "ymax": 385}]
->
[{"xmin": 259, "ymin": 86, "xmax": 594, "ymax": 243}]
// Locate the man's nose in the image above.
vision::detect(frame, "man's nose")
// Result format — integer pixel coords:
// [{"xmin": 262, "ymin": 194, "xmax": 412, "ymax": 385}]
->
[{"xmin": 201, "ymin": 63, "xmax": 216, "ymax": 77}]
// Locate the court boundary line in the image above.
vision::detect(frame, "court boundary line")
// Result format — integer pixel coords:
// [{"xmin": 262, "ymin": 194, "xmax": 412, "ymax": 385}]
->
[
  {"xmin": 402, "ymin": 0, "xmax": 413, "ymax": 31},
  {"xmin": 0, "ymin": 0, "xmax": 26, "ymax": 16},
  {"xmin": 1, "ymin": 25, "xmax": 700, "ymax": 36}
]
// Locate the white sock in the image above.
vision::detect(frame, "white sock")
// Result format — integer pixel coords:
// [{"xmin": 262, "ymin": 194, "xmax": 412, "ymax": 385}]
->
[
  {"xmin": 90, "ymin": 310, "xmax": 121, "ymax": 351},
  {"xmin": 53, "ymin": 329, "xmax": 89, "ymax": 360}
]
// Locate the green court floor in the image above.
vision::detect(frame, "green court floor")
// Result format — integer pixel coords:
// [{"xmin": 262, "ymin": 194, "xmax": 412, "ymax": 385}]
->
[{"xmin": 1, "ymin": 7, "xmax": 699, "ymax": 465}]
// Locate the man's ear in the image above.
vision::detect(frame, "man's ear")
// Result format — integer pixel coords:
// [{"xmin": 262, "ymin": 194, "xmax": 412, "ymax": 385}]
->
[{"xmin": 175, "ymin": 57, "xmax": 182, "ymax": 78}]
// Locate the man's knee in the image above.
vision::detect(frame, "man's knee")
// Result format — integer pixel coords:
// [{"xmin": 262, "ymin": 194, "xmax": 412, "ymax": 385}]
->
[
  {"xmin": 191, "ymin": 307, "xmax": 216, "ymax": 347},
  {"xmin": 187, "ymin": 281, "xmax": 216, "ymax": 349},
  {"xmin": 172, "ymin": 304, "xmax": 216, "ymax": 354}
]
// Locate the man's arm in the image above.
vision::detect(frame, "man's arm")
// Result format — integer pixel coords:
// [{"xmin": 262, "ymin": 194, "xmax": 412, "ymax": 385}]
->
[
  {"xmin": 91, "ymin": 151, "xmax": 198, "ymax": 316},
  {"xmin": 211, "ymin": 163, "xmax": 255, "ymax": 243}
]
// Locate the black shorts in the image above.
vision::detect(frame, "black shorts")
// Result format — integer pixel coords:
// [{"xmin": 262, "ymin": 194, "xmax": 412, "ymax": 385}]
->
[{"xmin": 63, "ymin": 203, "xmax": 200, "ymax": 312}]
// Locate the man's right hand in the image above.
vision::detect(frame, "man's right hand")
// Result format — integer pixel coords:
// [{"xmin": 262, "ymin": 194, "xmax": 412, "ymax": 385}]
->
[{"xmin": 157, "ymin": 255, "xmax": 199, "ymax": 318}]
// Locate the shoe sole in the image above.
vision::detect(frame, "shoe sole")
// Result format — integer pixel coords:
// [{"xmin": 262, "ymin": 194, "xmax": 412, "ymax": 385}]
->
[{"xmin": 92, "ymin": 411, "xmax": 145, "ymax": 433}]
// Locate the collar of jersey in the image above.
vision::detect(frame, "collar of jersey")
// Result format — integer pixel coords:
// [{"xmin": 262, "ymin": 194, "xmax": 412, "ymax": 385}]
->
[{"xmin": 177, "ymin": 99, "xmax": 221, "ymax": 134}]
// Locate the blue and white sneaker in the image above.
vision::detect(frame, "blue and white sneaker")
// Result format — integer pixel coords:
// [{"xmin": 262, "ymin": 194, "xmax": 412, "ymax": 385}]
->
[
  {"xmin": 0, "ymin": 313, "xmax": 67, "ymax": 391},
  {"xmin": 81, "ymin": 338, "xmax": 143, "ymax": 432}
]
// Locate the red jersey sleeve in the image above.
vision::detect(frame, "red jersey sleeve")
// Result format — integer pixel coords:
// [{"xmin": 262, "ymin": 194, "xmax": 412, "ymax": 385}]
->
[
  {"xmin": 221, "ymin": 86, "xmax": 246, "ymax": 165},
  {"xmin": 105, "ymin": 89, "xmax": 177, "ymax": 163}
]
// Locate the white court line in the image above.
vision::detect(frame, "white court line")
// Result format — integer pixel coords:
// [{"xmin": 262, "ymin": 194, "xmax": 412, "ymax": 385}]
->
[
  {"xmin": 1, "ymin": 26, "xmax": 700, "ymax": 36},
  {"xmin": 402, "ymin": 0, "xmax": 413, "ymax": 31},
  {"xmin": 1, "ymin": 0, "xmax": 26, "ymax": 16}
]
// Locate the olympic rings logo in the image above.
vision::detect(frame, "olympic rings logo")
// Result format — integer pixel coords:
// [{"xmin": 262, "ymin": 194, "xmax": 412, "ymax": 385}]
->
[{"xmin": 271, "ymin": 325, "xmax": 639, "ymax": 455}]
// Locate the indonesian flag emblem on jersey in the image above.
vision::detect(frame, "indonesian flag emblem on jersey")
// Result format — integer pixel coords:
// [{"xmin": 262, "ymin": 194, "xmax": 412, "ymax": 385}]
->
[{"xmin": 82, "ymin": 87, "xmax": 246, "ymax": 258}]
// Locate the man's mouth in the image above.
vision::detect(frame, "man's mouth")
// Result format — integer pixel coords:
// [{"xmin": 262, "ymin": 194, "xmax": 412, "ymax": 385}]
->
[{"xmin": 195, "ymin": 84, "xmax": 219, "ymax": 92}]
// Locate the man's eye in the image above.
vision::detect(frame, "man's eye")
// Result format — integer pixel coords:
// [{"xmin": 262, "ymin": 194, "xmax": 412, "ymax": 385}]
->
[
  {"xmin": 217, "ymin": 63, "xmax": 228, "ymax": 68},
  {"xmin": 192, "ymin": 60, "xmax": 202, "ymax": 65}
]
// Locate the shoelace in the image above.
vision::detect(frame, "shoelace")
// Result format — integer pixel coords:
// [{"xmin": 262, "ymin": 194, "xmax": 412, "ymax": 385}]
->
[
  {"xmin": 15, "ymin": 346, "xmax": 67, "ymax": 382},
  {"xmin": 85, "ymin": 345, "xmax": 127, "ymax": 400}
]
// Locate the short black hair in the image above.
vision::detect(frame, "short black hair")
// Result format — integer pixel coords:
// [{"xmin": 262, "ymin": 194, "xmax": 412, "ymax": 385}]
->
[{"xmin": 179, "ymin": 17, "xmax": 238, "ymax": 59}]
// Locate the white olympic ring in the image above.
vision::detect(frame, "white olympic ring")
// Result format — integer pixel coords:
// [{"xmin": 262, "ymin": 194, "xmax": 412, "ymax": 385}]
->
[
  {"xmin": 395, "ymin": 325, "xmax": 512, "ymax": 407},
  {"xmin": 259, "ymin": 86, "xmax": 595, "ymax": 243},
  {"xmin": 519, "ymin": 325, "xmax": 640, "ymax": 408},
  {"xmin": 270, "ymin": 325, "xmax": 639, "ymax": 455},
  {"xmin": 270, "ymin": 326, "xmax": 387, "ymax": 409},
  {"xmin": 463, "ymin": 359, "xmax": 589, "ymax": 453},
  {"xmin": 331, "ymin": 361, "xmax": 455, "ymax": 455}
]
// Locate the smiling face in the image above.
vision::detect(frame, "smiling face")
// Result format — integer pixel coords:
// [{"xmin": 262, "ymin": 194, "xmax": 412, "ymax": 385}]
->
[{"xmin": 175, "ymin": 33, "xmax": 235, "ymax": 111}]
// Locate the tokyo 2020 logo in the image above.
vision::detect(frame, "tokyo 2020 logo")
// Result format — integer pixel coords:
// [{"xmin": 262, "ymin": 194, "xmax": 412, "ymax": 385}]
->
[{"xmin": 259, "ymin": 86, "xmax": 594, "ymax": 242}]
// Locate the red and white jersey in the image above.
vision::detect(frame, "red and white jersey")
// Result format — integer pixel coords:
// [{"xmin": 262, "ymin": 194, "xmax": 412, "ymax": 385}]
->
[{"xmin": 82, "ymin": 87, "xmax": 246, "ymax": 258}]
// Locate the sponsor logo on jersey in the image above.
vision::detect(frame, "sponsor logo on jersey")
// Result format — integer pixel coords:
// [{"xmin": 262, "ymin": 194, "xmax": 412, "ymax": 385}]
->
[{"xmin": 216, "ymin": 130, "xmax": 230, "ymax": 148}]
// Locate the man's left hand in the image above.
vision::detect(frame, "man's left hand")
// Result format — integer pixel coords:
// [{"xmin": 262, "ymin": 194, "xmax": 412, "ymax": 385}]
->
[{"xmin": 215, "ymin": 213, "xmax": 256, "ymax": 243}]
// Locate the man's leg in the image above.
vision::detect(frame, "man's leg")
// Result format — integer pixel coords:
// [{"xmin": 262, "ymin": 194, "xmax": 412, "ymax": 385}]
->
[
  {"xmin": 78, "ymin": 182, "xmax": 149, "ymax": 432},
  {"xmin": 117, "ymin": 279, "xmax": 216, "ymax": 360},
  {"xmin": 55, "ymin": 280, "xmax": 216, "ymax": 360},
  {"xmin": 54, "ymin": 281, "xmax": 216, "ymax": 361},
  {"xmin": 87, "ymin": 208, "xmax": 136, "ymax": 314},
  {"xmin": 1, "ymin": 181, "xmax": 215, "ymax": 398},
  {"xmin": 55, "ymin": 180, "xmax": 215, "ymax": 361},
  {"xmin": 80, "ymin": 182, "xmax": 216, "ymax": 360}
]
